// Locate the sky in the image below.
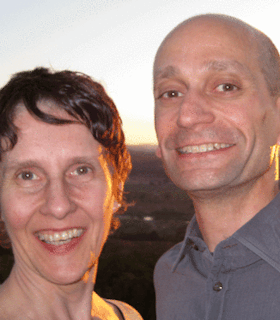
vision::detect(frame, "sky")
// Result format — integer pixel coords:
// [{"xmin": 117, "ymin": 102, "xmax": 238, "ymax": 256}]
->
[{"xmin": 1, "ymin": 0, "xmax": 280, "ymax": 145}]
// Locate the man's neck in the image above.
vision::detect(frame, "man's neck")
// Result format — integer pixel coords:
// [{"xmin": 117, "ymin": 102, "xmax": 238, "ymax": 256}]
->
[{"xmin": 189, "ymin": 179, "xmax": 279, "ymax": 252}]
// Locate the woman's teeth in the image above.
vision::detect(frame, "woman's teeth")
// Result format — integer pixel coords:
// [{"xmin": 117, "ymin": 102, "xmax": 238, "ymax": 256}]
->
[
  {"xmin": 36, "ymin": 228, "xmax": 84, "ymax": 246},
  {"xmin": 178, "ymin": 143, "xmax": 233, "ymax": 154}
]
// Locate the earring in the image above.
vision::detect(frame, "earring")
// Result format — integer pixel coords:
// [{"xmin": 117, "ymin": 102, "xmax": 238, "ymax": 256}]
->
[
  {"xmin": 113, "ymin": 203, "xmax": 121, "ymax": 212},
  {"xmin": 270, "ymin": 144, "xmax": 280, "ymax": 180}
]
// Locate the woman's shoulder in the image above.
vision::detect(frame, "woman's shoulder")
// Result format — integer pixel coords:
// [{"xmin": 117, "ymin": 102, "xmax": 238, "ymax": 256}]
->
[{"xmin": 105, "ymin": 299, "xmax": 143, "ymax": 320}]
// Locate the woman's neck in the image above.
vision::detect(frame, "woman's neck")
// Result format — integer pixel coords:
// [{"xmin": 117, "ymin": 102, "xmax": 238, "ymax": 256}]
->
[{"xmin": 0, "ymin": 264, "xmax": 100, "ymax": 320}]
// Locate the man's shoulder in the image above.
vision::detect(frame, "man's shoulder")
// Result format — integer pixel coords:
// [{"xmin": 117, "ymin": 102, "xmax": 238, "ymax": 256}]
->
[{"xmin": 155, "ymin": 241, "xmax": 185, "ymax": 273}]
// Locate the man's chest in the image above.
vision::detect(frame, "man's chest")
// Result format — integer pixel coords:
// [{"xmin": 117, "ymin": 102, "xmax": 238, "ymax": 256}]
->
[{"xmin": 155, "ymin": 246, "xmax": 280, "ymax": 320}]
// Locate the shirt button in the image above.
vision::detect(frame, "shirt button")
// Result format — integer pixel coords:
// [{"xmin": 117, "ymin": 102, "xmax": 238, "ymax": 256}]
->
[
  {"xmin": 213, "ymin": 282, "xmax": 223, "ymax": 291},
  {"xmin": 193, "ymin": 244, "xmax": 199, "ymax": 251}
]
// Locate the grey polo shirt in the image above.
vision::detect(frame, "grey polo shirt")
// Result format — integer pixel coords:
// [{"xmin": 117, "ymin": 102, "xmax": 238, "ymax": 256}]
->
[{"xmin": 154, "ymin": 192, "xmax": 280, "ymax": 320}]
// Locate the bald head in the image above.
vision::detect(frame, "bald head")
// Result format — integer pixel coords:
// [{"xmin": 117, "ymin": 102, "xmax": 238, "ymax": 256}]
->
[{"xmin": 154, "ymin": 14, "xmax": 280, "ymax": 96}]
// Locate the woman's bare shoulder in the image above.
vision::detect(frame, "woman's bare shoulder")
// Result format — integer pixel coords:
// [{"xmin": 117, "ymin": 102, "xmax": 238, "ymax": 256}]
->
[{"xmin": 0, "ymin": 284, "xmax": 9, "ymax": 318}]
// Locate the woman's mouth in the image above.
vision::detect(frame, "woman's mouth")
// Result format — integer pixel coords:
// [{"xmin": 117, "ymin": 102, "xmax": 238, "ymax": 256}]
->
[{"xmin": 35, "ymin": 228, "xmax": 84, "ymax": 246}]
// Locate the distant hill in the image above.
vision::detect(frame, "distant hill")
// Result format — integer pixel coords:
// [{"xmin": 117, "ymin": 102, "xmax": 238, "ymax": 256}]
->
[
  {"xmin": 127, "ymin": 145, "xmax": 168, "ymax": 183},
  {"xmin": 115, "ymin": 145, "xmax": 195, "ymax": 241}
]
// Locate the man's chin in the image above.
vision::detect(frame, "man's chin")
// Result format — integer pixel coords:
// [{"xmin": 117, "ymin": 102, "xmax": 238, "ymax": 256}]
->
[{"xmin": 168, "ymin": 172, "xmax": 233, "ymax": 195}]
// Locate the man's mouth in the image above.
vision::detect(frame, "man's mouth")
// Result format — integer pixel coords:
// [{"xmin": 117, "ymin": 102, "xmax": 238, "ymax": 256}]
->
[
  {"xmin": 35, "ymin": 228, "xmax": 84, "ymax": 246},
  {"xmin": 177, "ymin": 143, "xmax": 234, "ymax": 154}
]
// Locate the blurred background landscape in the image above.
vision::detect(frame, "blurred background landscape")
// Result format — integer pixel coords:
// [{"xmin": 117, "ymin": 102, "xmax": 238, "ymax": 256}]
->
[{"xmin": 0, "ymin": 145, "xmax": 194, "ymax": 320}]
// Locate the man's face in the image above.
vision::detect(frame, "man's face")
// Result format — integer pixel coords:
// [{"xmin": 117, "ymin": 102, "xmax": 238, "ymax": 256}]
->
[
  {"xmin": 154, "ymin": 19, "xmax": 280, "ymax": 194},
  {"xmin": 0, "ymin": 104, "xmax": 114, "ymax": 285}
]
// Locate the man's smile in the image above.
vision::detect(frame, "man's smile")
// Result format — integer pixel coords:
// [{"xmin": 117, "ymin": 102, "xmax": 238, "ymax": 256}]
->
[{"xmin": 177, "ymin": 143, "xmax": 234, "ymax": 155}]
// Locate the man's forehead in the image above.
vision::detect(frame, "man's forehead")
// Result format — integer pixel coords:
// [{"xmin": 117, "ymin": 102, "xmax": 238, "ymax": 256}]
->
[
  {"xmin": 154, "ymin": 59, "xmax": 255, "ymax": 83},
  {"xmin": 164, "ymin": 15, "xmax": 253, "ymax": 43},
  {"xmin": 154, "ymin": 16, "xmax": 257, "ymax": 71}
]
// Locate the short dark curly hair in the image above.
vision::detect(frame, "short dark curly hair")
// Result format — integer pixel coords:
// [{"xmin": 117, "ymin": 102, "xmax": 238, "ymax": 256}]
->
[{"xmin": 0, "ymin": 67, "xmax": 132, "ymax": 248}]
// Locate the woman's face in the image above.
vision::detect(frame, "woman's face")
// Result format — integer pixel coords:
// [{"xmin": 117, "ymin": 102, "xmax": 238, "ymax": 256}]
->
[{"xmin": 0, "ymin": 104, "xmax": 115, "ymax": 285}]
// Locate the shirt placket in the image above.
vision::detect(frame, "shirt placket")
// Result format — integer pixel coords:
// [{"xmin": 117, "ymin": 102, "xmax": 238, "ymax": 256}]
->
[{"xmin": 205, "ymin": 254, "xmax": 229, "ymax": 320}]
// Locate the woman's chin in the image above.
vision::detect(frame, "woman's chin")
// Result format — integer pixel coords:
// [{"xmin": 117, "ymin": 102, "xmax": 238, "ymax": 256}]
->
[
  {"xmin": 41, "ymin": 265, "xmax": 94, "ymax": 286},
  {"xmin": 27, "ymin": 238, "xmax": 99, "ymax": 286}
]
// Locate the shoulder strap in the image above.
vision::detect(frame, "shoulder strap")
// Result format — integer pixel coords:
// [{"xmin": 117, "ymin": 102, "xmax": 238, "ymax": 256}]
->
[{"xmin": 106, "ymin": 299, "xmax": 143, "ymax": 320}]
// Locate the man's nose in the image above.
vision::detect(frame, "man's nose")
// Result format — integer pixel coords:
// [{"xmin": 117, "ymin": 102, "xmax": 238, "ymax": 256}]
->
[
  {"xmin": 40, "ymin": 179, "xmax": 76, "ymax": 219},
  {"xmin": 177, "ymin": 90, "xmax": 215, "ymax": 129}
]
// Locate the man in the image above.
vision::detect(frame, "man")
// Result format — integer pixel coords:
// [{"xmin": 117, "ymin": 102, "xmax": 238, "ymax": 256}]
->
[{"xmin": 153, "ymin": 14, "xmax": 280, "ymax": 319}]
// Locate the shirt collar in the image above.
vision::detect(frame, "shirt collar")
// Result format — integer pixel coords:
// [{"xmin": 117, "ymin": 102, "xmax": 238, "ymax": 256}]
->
[
  {"xmin": 233, "ymin": 191, "xmax": 280, "ymax": 273},
  {"xmin": 172, "ymin": 216, "xmax": 202, "ymax": 272},
  {"xmin": 172, "ymin": 192, "xmax": 280, "ymax": 273}
]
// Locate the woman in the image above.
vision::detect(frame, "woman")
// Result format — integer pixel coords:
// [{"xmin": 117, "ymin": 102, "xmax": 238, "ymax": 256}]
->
[{"xmin": 0, "ymin": 68, "xmax": 143, "ymax": 319}]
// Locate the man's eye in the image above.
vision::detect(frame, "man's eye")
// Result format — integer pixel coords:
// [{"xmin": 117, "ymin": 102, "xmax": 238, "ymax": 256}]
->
[
  {"xmin": 18, "ymin": 171, "xmax": 38, "ymax": 180},
  {"xmin": 216, "ymin": 83, "xmax": 238, "ymax": 92},
  {"xmin": 161, "ymin": 91, "xmax": 183, "ymax": 98}
]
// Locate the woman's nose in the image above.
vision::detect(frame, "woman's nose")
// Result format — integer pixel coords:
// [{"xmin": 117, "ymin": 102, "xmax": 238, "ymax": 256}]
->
[{"xmin": 39, "ymin": 179, "xmax": 76, "ymax": 219}]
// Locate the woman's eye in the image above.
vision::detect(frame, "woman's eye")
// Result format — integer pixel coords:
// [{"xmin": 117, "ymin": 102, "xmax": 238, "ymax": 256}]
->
[
  {"xmin": 18, "ymin": 171, "xmax": 38, "ymax": 180},
  {"xmin": 71, "ymin": 166, "xmax": 91, "ymax": 176},
  {"xmin": 216, "ymin": 83, "xmax": 238, "ymax": 92},
  {"xmin": 161, "ymin": 91, "xmax": 183, "ymax": 98},
  {"xmin": 68, "ymin": 166, "xmax": 94, "ymax": 184}
]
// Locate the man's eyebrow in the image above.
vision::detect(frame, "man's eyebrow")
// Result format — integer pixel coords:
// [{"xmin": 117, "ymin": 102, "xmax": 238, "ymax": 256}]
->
[
  {"xmin": 154, "ymin": 60, "xmax": 255, "ymax": 83},
  {"xmin": 204, "ymin": 60, "xmax": 251, "ymax": 73},
  {"xmin": 154, "ymin": 66, "xmax": 181, "ymax": 83}
]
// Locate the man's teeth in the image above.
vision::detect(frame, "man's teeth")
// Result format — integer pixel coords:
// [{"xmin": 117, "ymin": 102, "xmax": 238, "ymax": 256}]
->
[
  {"xmin": 37, "ymin": 228, "xmax": 84, "ymax": 246},
  {"xmin": 178, "ymin": 143, "xmax": 233, "ymax": 154}
]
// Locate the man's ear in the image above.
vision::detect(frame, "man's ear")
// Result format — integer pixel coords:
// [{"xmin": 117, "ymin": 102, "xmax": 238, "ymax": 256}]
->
[
  {"xmin": 276, "ymin": 97, "xmax": 280, "ymax": 145},
  {"xmin": 155, "ymin": 146, "xmax": 162, "ymax": 158},
  {"xmin": 0, "ymin": 214, "xmax": 4, "ymax": 223}
]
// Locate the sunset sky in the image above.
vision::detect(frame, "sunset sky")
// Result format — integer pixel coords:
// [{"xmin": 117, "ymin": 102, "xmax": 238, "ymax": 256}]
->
[{"xmin": 1, "ymin": 0, "xmax": 280, "ymax": 145}]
